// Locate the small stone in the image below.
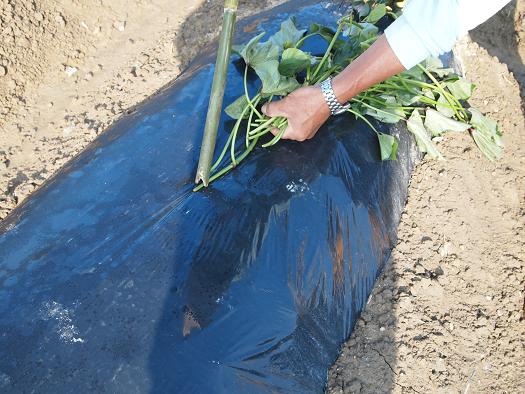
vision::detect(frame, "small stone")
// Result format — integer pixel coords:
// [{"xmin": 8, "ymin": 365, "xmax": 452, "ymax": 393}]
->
[
  {"xmin": 421, "ymin": 235, "xmax": 432, "ymax": 243},
  {"xmin": 414, "ymin": 264, "xmax": 426, "ymax": 275},
  {"xmin": 431, "ymin": 266, "xmax": 444, "ymax": 279},
  {"xmin": 347, "ymin": 380, "xmax": 362, "ymax": 393},
  {"xmin": 64, "ymin": 65, "xmax": 78, "ymax": 76},
  {"xmin": 34, "ymin": 12, "xmax": 44, "ymax": 22},
  {"xmin": 80, "ymin": 21, "xmax": 89, "ymax": 30},
  {"xmin": 439, "ymin": 242, "xmax": 455, "ymax": 257},
  {"xmin": 379, "ymin": 326, "xmax": 385, "ymax": 332},
  {"xmin": 62, "ymin": 125, "xmax": 75, "ymax": 137},
  {"xmin": 397, "ymin": 286, "xmax": 411, "ymax": 296},
  {"xmin": 434, "ymin": 358, "xmax": 446, "ymax": 373},
  {"xmin": 55, "ymin": 13, "xmax": 67, "ymax": 27},
  {"xmin": 0, "ymin": 65, "xmax": 6, "ymax": 76},
  {"xmin": 113, "ymin": 21, "xmax": 126, "ymax": 32}
]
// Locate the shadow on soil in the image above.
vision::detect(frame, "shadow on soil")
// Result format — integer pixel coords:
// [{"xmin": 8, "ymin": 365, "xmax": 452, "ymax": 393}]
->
[{"xmin": 174, "ymin": 0, "xmax": 276, "ymax": 70}]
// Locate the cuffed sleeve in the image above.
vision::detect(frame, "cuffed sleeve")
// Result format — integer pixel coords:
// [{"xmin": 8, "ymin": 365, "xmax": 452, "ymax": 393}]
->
[{"xmin": 384, "ymin": 0, "xmax": 511, "ymax": 70}]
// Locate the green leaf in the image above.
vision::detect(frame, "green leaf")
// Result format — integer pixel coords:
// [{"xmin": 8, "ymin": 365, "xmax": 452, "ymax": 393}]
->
[
  {"xmin": 445, "ymin": 77, "xmax": 475, "ymax": 100},
  {"xmin": 279, "ymin": 48, "xmax": 313, "ymax": 76},
  {"xmin": 309, "ymin": 23, "xmax": 336, "ymax": 43},
  {"xmin": 354, "ymin": 3, "xmax": 371, "ymax": 18},
  {"xmin": 359, "ymin": 36, "xmax": 378, "ymax": 51},
  {"xmin": 469, "ymin": 108, "xmax": 500, "ymax": 140},
  {"xmin": 365, "ymin": 96, "xmax": 406, "ymax": 123},
  {"xmin": 333, "ymin": 42, "xmax": 359, "ymax": 68},
  {"xmin": 234, "ymin": 34, "xmax": 294, "ymax": 96},
  {"xmin": 402, "ymin": 65, "xmax": 425, "ymax": 81},
  {"xmin": 232, "ymin": 32, "xmax": 268, "ymax": 65},
  {"xmin": 425, "ymin": 57, "xmax": 454, "ymax": 78},
  {"xmin": 378, "ymin": 133, "xmax": 398, "ymax": 160},
  {"xmin": 436, "ymin": 93, "xmax": 455, "ymax": 118},
  {"xmin": 269, "ymin": 18, "xmax": 306, "ymax": 52},
  {"xmin": 225, "ymin": 95, "xmax": 249, "ymax": 119},
  {"xmin": 424, "ymin": 109, "xmax": 470, "ymax": 136},
  {"xmin": 394, "ymin": 90, "xmax": 421, "ymax": 106},
  {"xmin": 422, "ymin": 88, "xmax": 436, "ymax": 100},
  {"xmin": 471, "ymin": 130, "xmax": 503, "ymax": 161},
  {"xmin": 338, "ymin": 15, "xmax": 355, "ymax": 37},
  {"xmin": 365, "ymin": 4, "xmax": 387, "ymax": 23},
  {"xmin": 262, "ymin": 75, "xmax": 300, "ymax": 96},
  {"xmin": 406, "ymin": 109, "xmax": 444, "ymax": 159},
  {"xmin": 349, "ymin": 22, "xmax": 379, "ymax": 42},
  {"xmin": 469, "ymin": 107, "xmax": 503, "ymax": 160}
]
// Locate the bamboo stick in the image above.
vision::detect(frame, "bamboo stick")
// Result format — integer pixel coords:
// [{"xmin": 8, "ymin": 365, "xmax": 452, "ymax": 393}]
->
[{"xmin": 195, "ymin": 0, "xmax": 239, "ymax": 186}]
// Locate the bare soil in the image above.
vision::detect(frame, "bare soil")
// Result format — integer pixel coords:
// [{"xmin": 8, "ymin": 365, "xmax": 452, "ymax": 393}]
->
[{"xmin": 1, "ymin": 0, "xmax": 524, "ymax": 392}]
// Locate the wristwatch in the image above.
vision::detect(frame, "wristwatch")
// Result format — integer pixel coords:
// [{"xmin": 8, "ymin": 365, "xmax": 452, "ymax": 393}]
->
[{"xmin": 320, "ymin": 78, "xmax": 350, "ymax": 115}]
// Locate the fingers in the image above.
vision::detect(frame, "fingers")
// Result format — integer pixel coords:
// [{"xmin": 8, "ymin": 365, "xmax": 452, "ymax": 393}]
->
[
  {"xmin": 270, "ymin": 124, "xmax": 306, "ymax": 142},
  {"xmin": 261, "ymin": 99, "xmax": 288, "ymax": 118}
]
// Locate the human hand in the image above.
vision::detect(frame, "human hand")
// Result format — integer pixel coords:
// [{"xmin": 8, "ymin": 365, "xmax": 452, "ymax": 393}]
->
[{"xmin": 261, "ymin": 86, "xmax": 331, "ymax": 142}]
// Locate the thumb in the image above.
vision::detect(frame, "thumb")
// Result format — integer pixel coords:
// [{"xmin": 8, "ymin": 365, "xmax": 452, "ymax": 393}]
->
[{"xmin": 261, "ymin": 99, "xmax": 288, "ymax": 118}]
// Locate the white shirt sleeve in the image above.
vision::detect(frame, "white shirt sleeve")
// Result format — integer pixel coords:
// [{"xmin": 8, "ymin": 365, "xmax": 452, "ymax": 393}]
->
[{"xmin": 384, "ymin": 0, "xmax": 511, "ymax": 70}]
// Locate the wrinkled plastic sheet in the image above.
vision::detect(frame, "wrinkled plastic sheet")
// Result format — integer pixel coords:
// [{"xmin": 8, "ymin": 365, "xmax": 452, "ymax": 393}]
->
[{"xmin": 0, "ymin": 2, "xmax": 419, "ymax": 393}]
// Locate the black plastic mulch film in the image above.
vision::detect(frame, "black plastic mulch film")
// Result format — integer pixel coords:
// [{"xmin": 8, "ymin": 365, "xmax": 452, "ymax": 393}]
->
[{"xmin": 0, "ymin": 2, "xmax": 420, "ymax": 393}]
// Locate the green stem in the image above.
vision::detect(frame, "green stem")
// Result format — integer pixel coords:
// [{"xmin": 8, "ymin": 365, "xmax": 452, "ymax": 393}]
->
[
  {"xmin": 351, "ymin": 98, "xmax": 406, "ymax": 121},
  {"xmin": 416, "ymin": 64, "xmax": 466, "ymax": 120},
  {"xmin": 358, "ymin": 95, "xmax": 415, "ymax": 112},
  {"xmin": 262, "ymin": 122, "xmax": 287, "ymax": 147},
  {"xmin": 313, "ymin": 66, "xmax": 342, "ymax": 84},
  {"xmin": 248, "ymin": 116, "xmax": 287, "ymax": 141},
  {"xmin": 244, "ymin": 66, "xmax": 262, "ymax": 118},
  {"xmin": 312, "ymin": 20, "xmax": 345, "ymax": 79},
  {"xmin": 246, "ymin": 97, "xmax": 260, "ymax": 148},
  {"xmin": 347, "ymin": 109, "xmax": 379, "ymax": 135},
  {"xmin": 211, "ymin": 97, "xmax": 254, "ymax": 172},
  {"xmin": 248, "ymin": 116, "xmax": 282, "ymax": 136},
  {"xmin": 295, "ymin": 32, "xmax": 318, "ymax": 48},
  {"xmin": 193, "ymin": 137, "xmax": 260, "ymax": 192}
]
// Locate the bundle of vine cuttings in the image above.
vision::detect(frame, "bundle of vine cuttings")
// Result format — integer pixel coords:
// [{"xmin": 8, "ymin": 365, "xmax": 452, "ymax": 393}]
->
[{"xmin": 194, "ymin": 4, "xmax": 503, "ymax": 191}]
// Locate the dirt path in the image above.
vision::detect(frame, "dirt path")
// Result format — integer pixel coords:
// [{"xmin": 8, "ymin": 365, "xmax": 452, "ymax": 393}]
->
[
  {"xmin": 328, "ymin": 2, "xmax": 525, "ymax": 392},
  {"xmin": 1, "ymin": 0, "xmax": 524, "ymax": 392},
  {"xmin": 0, "ymin": 0, "xmax": 205, "ymax": 217}
]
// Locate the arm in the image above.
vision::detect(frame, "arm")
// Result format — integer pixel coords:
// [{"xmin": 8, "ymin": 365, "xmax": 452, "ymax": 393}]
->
[
  {"xmin": 261, "ymin": 35, "xmax": 403, "ymax": 141},
  {"xmin": 262, "ymin": 0, "xmax": 511, "ymax": 142}
]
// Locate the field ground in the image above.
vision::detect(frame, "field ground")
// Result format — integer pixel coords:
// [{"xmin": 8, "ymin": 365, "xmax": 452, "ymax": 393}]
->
[{"xmin": 0, "ymin": 0, "xmax": 523, "ymax": 392}]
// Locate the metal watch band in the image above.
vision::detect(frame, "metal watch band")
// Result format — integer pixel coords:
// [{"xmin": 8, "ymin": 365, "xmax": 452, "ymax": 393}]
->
[{"xmin": 320, "ymin": 78, "xmax": 350, "ymax": 116}]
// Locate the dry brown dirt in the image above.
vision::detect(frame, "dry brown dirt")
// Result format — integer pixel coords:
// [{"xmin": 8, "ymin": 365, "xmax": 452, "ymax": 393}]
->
[{"xmin": 1, "ymin": 0, "xmax": 524, "ymax": 393}]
